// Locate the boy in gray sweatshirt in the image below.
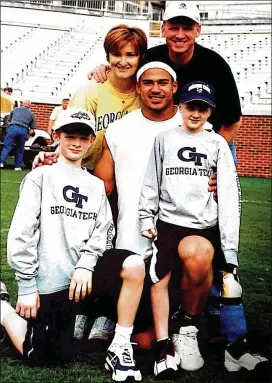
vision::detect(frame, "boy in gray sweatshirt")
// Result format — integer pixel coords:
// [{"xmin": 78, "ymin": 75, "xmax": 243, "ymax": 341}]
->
[
  {"xmin": 1, "ymin": 108, "xmax": 144, "ymax": 382},
  {"xmin": 138, "ymin": 81, "xmax": 241, "ymax": 379}
]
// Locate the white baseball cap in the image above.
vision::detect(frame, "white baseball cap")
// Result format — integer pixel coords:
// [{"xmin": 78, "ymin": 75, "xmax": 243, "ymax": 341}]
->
[
  {"xmin": 163, "ymin": 2, "xmax": 200, "ymax": 24},
  {"xmin": 136, "ymin": 61, "xmax": 177, "ymax": 82},
  {"xmin": 53, "ymin": 108, "xmax": 96, "ymax": 136}
]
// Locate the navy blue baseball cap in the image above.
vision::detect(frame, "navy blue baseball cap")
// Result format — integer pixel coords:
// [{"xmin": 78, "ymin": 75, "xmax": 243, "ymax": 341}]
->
[{"xmin": 180, "ymin": 81, "xmax": 216, "ymax": 108}]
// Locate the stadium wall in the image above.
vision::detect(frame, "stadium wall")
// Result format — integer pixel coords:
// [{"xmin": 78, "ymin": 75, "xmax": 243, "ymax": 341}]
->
[{"xmin": 30, "ymin": 103, "xmax": 272, "ymax": 178}]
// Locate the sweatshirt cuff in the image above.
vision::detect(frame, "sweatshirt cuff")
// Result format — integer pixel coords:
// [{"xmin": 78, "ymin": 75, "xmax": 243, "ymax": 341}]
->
[
  {"xmin": 76, "ymin": 253, "xmax": 99, "ymax": 272},
  {"xmin": 17, "ymin": 278, "xmax": 37, "ymax": 295},
  {"xmin": 223, "ymin": 250, "xmax": 238, "ymax": 267},
  {"xmin": 140, "ymin": 217, "xmax": 155, "ymax": 233}
]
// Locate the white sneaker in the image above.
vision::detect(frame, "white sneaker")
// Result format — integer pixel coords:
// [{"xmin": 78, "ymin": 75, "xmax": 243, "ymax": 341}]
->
[
  {"xmin": 14, "ymin": 167, "xmax": 22, "ymax": 171},
  {"xmin": 74, "ymin": 314, "xmax": 87, "ymax": 339},
  {"xmin": 172, "ymin": 325, "xmax": 204, "ymax": 371},
  {"xmin": 105, "ymin": 341, "xmax": 142, "ymax": 381},
  {"xmin": 225, "ymin": 336, "xmax": 268, "ymax": 371},
  {"xmin": 88, "ymin": 316, "xmax": 115, "ymax": 340},
  {"xmin": 0, "ymin": 163, "xmax": 4, "ymax": 168},
  {"xmin": 225, "ymin": 350, "xmax": 268, "ymax": 372}
]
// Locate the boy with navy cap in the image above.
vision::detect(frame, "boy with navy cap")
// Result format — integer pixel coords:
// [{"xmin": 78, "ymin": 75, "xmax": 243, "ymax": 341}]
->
[
  {"xmin": 139, "ymin": 81, "xmax": 241, "ymax": 378},
  {"xmin": 1, "ymin": 108, "xmax": 144, "ymax": 381}
]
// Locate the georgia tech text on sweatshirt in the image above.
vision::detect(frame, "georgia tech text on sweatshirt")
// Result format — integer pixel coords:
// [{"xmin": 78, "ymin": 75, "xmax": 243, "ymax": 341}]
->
[{"xmin": 50, "ymin": 206, "xmax": 97, "ymax": 220}]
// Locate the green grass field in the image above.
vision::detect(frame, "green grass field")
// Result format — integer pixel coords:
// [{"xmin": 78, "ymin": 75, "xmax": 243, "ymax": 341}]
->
[{"xmin": 0, "ymin": 169, "xmax": 271, "ymax": 382}]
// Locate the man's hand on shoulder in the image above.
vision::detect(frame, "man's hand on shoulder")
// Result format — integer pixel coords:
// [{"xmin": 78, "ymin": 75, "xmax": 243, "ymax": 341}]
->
[
  {"xmin": 88, "ymin": 64, "xmax": 110, "ymax": 83},
  {"xmin": 16, "ymin": 291, "xmax": 40, "ymax": 319},
  {"xmin": 141, "ymin": 228, "xmax": 157, "ymax": 239},
  {"xmin": 69, "ymin": 268, "xmax": 93, "ymax": 302},
  {"xmin": 32, "ymin": 151, "xmax": 59, "ymax": 169}
]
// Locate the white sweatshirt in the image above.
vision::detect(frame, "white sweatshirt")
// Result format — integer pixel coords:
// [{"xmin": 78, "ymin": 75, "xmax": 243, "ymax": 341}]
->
[
  {"xmin": 8, "ymin": 161, "xmax": 114, "ymax": 295},
  {"xmin": 139, "ymin": 126, "xmax": 241, "ymax": 266}
]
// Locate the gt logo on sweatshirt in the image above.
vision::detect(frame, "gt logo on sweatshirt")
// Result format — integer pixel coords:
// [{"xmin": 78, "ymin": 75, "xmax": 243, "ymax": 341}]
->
[
  {"xmin": 63, "ymin": 186, "xmax": 88, "ymax": 208},
  {"xmin": 178, "ymin": 147, "xmax": 207, "ymax": 166}
]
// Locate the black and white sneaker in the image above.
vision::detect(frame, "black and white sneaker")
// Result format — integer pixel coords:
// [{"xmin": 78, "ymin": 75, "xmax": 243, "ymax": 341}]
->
[
  {"xmin": 225, "ymin": 335, "xmax": 268, "ymax": 372},
  {"xmin": 153, "ymin": 338, "xmax": 180, "ymax": 380},
  {"xmin": 0, "ymin": 282, "xmax": 10, "ymax": 343},
  {"xmin": 105, "ymin": 341, "xmax": 142, "ymax": 381}
]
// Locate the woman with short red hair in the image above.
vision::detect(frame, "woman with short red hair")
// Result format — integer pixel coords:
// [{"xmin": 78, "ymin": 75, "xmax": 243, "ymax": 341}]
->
[{"xmin": 69, "ymin": 24, "xmax": 147, "ymax": 170}]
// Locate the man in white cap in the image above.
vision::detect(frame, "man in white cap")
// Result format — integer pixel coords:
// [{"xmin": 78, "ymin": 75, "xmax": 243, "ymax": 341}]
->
[{"xmin": 145, "ymin": 1, "xmax": 241, "ymax": 162}]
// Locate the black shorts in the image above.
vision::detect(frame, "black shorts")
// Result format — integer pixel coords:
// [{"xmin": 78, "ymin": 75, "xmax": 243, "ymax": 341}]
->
[
  {"xmin": 92, "ymin": 249, "xmax": 154, "ymax": 334},
  {"xmin": 150, "ymin": 219, "xmax": 224, "ymax": 283},
  {"xmin": 93, "ymin": 250, "xmax": 181, "ymax": 334},
  {"xmin": 22, "ymin": 249, "xmax": 137, "ymax": 364},
  {"xmin": 23, "ymin": 289, "xmax": 80, "ymax": 365},
  {"xmin": 92, "ymin": 249, "xmax": 185, "ymax": 334}
]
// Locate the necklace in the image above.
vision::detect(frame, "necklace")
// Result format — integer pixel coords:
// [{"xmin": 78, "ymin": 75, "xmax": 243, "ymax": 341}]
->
[
  {"xmin": 121, "ymin": 87, "xmax": 137, "ymax": 104},
  {"xmin": 109, "ymin": 78, "xmax": 136, "ymax": 104}
]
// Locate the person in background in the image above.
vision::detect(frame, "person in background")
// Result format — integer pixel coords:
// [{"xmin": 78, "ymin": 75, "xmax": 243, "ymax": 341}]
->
[
  {"xmin": 3, "ymin": 87, "xmax": 19, "ymax": 108},
  {"xmin": 48, "ymin": 98, "xmax": 70, "ymax": 137},
  {"xmin": 0, "ymin": 100, "xmax": 36, "ymax": 170},
  {"xmin": 1, "ymin": 88, "xmax": 14, "ymax": 141},
  {"xmin": 3, "ymin": 87, "xmax": 13, "ymax": 96}
]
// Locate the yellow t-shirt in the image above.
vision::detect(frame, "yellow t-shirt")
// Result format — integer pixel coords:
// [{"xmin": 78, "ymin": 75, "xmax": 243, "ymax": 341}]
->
[{"xmin": 69, "ymin": 80, "xmax": 141, "ymax": 170}]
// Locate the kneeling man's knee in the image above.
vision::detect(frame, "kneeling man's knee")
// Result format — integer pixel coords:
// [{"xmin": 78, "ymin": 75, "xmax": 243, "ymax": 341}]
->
[{"xmin": 178, "ymin": 236, "xmax": 214, "ymax": 281}]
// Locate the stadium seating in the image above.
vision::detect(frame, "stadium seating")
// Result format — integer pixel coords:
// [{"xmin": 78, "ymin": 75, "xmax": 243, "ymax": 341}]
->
[{"xmin": 1, "ymin": 3, "xmax": 271, "ymax": 115}]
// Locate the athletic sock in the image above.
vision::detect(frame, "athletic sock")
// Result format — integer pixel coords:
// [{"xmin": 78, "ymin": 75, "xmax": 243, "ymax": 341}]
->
[
  {"xmin": 111, "ymin": 323, "xmax": 133, "ymax": 345},
  {"xmin": 157, "ymin": 336, "xmax": 169, "ymax": 342},
  {"xmin": 171, "ymin": 305, "xmax": 201, "ymax": 333},
  {"xmin": 1, "ymin": 300, "xmax": 15, "ymax": 325}
]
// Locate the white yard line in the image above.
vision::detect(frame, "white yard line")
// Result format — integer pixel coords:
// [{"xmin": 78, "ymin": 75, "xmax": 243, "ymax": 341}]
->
[
  {"xmin": 1, "ymin": 180, "xmax": 21, "ymax": 185},
  {"xmin": 242, "ymin": 200, "xmax": 271, "ymax": 205}
]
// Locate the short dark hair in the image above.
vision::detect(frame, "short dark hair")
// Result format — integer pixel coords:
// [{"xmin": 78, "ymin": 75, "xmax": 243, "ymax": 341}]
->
[
  {"xmin": 62, "ymin": 98, "xmax": 70, "ymax": 102},
  {"xmin": 4, "ymin": 87, "xmax": 13, "ymax": 93}
]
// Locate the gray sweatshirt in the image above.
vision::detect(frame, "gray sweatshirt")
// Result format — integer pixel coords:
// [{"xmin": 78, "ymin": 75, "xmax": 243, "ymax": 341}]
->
[
  {"xmin": 139, "ymin": 127, "xmax": 241, "ymax": 266},
  {"xmin": 8, "ymin": 161, "xmax": 114, "ymax": 295}
]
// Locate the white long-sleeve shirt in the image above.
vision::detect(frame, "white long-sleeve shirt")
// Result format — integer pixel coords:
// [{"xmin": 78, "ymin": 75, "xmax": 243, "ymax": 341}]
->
[
  {"xmin": 139, "ymin": 126, "xmax": 241, "ymax": 266},
  {"xmin": 8, "ymin": 161, "xmax": 114, "ymax": 295}
]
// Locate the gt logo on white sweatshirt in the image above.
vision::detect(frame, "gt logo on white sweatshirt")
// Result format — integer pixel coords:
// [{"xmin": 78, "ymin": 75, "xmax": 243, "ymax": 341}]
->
[
  {"xmin": 63, "ymin": 185, "xmax": 88, "ymax": 208},
  {"xmin": 178, "ymin": 147, "xmax": 207, "ymax": 166}
]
